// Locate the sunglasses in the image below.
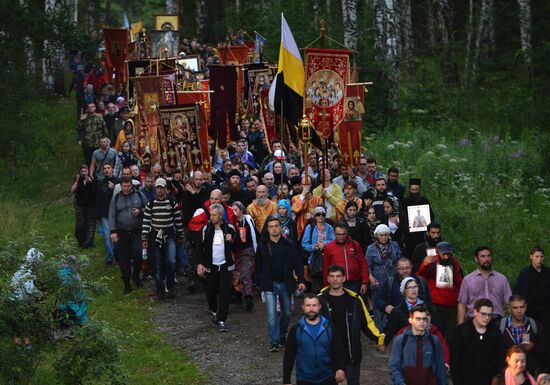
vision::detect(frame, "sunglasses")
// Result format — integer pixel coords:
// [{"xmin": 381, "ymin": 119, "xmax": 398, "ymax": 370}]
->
[{"xmin": 315, "ymin": 213, "xmax": 326, "ymax": 217}]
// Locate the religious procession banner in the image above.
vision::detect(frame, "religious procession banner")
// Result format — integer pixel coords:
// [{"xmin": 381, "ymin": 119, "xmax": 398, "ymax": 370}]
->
[
  {"xmin": 219, "ymin": 45, "xmax": 250, "ymax": 65},
  {"xmin": 244, "ymin": 64, "xmax": 272, "ymax": 118},
  {"xmin": 304, "ymin": 48, "xmax": 351, "ymax": 139},
  {"xmin": 103, "ymin": 28, "xmax": 129, "ymax": 88},
  {"xmin": 209, "ymin": 65, "xmax": 238, "ymax": 149},
  {"xmin": 134, "ymin": 74, "xmax": 176, "ymax": 161},
  {"xmin": 338, "ymin": 83, "xmax": 365, "ymax": 167},
  {"xmin": 159, "ymin": 105, "xmax": 209, "ymax": 174}
]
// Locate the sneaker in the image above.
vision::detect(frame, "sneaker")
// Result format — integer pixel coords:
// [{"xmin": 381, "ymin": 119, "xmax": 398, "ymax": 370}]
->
[
  {"xmin": 217, "ymin": 321, "xmax": 228, "ymax": 332},
  {"xmin": 270, "ymin": 344, "xmax": 280, "ymax": 352},
  {"xmin": 208, "ymin": 310, "xmax": 217, "ymax": 325}
]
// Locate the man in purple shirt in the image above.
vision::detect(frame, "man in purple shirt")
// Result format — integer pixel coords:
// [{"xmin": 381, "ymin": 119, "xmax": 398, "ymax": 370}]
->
[{"xmin": 457, "ymin": 246, "xmax": 512, "ymax": 324}]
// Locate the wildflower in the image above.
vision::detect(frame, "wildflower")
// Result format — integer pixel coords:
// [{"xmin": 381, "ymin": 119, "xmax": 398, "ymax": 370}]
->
[
  {"xmin": 436, "ymin": 144, "xmax": 447, "ymax": 150},
  {"xmin": 492, "ymin": 134, "xmax": 501, "ymax": 143},
  {"xmin": 460, "ymin": 138, "xmax": 470, "ymax": 146},
  {"xmin": 425, "ymin": 151, "xmax": 435, "ymax": 157},
  {"xmin": 387, "ymin": 144, "xmax": 396, "ymax": 150}
]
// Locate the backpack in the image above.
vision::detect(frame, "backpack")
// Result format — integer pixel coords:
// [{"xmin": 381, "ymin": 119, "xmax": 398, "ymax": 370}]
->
[{"xmin": 499, "ymin": 317, "xmax": 537, "ymax": 335}]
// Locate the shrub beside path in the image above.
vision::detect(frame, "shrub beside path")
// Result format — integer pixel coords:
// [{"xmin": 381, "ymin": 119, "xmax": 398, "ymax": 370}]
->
[{"xmin": 154, "ymin": 281, "xmax": 390, "ymax": 385}]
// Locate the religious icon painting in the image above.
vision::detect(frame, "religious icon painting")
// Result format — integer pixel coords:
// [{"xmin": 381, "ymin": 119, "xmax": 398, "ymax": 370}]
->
[
  {"xmin": 150, "ymin": 30, "xmax": 179, "ymax": 58},
  {"xmin": 407, "ymin": 204, "xmax": 431, "ymax": 233},
  {"xmin": 304, "ymin": 48, "xmax": 351, "ymax": 139},
  {"xmin": 177, "ymin": 55, "xmax": 200, "ymax": 73},
  {"xmin": 154, "ymin": 14, "xmax": 180, "ymax": 31},
  {"xmin": 159, "ymin": 105, "xmax": 203, "ymax": 173},
  {"xmin": 436, "ymin": 264, "xmax": 454, "ymax": 288}
]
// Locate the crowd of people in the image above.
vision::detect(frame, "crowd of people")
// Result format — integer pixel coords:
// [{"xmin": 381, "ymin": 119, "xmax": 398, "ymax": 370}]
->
[{"xmin": 70, "ymin": 70, "xmax": 550, "ymax": 385}]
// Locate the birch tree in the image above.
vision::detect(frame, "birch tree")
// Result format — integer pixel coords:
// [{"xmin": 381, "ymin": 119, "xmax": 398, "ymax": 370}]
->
[
  {"xmin": 373, "ymin": 0, "xmax": 399, "ymax": 114},
  {"xmin": 341, "ymin": 0, "xmax": 359, "ymax": 50},
  {"xmin": 517, "ymin": 0, "xmax": 532, "ymax": 77},
  {"xmin": 166, "ymin": 0, "xmax": 177, "ymax": 14},
  {"xmin": 43, "ymin": 0, "xmax": 66, "ymax": 95}
]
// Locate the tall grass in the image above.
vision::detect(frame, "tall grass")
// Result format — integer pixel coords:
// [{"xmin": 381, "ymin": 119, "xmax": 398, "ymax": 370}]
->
[{"xmin": 364, "ymin": 123, "xmax": 550, "ymax": 281}]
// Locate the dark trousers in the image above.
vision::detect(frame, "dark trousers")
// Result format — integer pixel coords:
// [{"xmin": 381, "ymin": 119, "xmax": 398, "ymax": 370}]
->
[
  {"xmin": 75, "ymin": 204, "xmax": 96, "ymax": 247},
  {"xmin": 432, "ymin": 304, "xmax": 457, "ymax": 345},
  {"xmin": 205, "ymin": 264, "xmax": 232, "ymax": 322},
  {"xmin": 116, "ymin": 231, "xmax": 142, "ymax": 287},
  {"xmin": 83, "ymin": 146, "xmax": 96, "ymax": 166},
  {"xmin": 345, "ymin": 362, "xmax": 361, "ymax": 385},
  {"xmin": 297, "ymin": 378, "xmax": 337, "ymax": 385}
]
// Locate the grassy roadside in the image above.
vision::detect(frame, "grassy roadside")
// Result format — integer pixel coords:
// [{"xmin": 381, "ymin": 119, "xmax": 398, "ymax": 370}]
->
[{"xmin": 0, "ymin": 97, "xmax": 204, "ymax": 385}]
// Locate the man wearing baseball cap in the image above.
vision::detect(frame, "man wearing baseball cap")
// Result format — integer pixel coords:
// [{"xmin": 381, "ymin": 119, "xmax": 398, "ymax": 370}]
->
[
  {"xmin": 417, "ymin": 241, "xmax": 464, "ymax": 344},
  {"xmin": 142, "ymin": 177, "xmax": 185, "ymax": 300}
]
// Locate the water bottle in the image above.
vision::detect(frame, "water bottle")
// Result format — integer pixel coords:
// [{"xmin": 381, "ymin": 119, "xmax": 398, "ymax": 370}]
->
[{"xmin": 142, "ymin": 248, "xmax": 148, "ymax": 261}]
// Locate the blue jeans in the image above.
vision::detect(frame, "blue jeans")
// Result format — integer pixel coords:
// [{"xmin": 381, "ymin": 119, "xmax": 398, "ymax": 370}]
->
[
  {"xmin": 264, "ymin": 282, "xmax": 291, "ymax": 345},
  {"xmin": 153, "ymin": 238, "xmax": 176, "ymax": 295},
  {"xmin": 176, "ymin": 242, "xmax": 189, "ymax": 273},
  {"xmin": 100, "ymin": 217, "xmax": 114, "ymax": 263}
]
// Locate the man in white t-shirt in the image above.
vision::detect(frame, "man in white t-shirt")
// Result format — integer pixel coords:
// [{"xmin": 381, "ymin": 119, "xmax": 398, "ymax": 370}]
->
[{"xmin": 196, "ymin": 204, "xmax": 240, "ymax": 332}]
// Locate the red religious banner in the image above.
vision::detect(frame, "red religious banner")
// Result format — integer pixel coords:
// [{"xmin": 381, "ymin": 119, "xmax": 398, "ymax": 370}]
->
[
  {"xmin": 159, "ymin": 105, "xmax": 210, "ymax": 174},
  {"xmin": 304, "ymin": 48, "xmax": 351, "ymax": 139},
  {"xmin": 134, "ymin": 75, "xmax": 165, "ymax": 162},
  {"xmin": 338, "ymin": 83, "xmax": 365, "ymax": 167},
  {"xmin": 219, "ymin": 45, "xmax": 250, "ymax": 65},
  {"xmin": 103, "ymin": 28, "xmax": 129, "ymax": 88}
]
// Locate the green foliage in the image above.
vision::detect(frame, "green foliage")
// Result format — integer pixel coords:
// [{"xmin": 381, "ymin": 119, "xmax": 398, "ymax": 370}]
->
[
  {"xmin": 0, "ymin": 96, "xmax": 204, "ymax": 385},
  {"xmin": 53, "ymin": 321, "xmax": 126, "ymax": 385},
  {"xmin": 364, "ymin": 123, "xmax": 550, "ymax": 280}
]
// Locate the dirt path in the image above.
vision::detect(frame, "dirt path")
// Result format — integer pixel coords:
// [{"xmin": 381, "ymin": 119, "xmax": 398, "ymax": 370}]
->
[{"xmin": 154, "ymin": 279, "xmax": 390, "ymax": 385}]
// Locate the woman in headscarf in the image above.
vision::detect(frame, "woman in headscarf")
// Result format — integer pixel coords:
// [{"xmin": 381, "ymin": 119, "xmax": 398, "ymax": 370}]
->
[
  {"xmin": 365, "ymin": 224, "xmax": 402, "ymax": 329},
  {"xmin": 231, "ymin": 201, "xmax": 258, "ymax": 311},
  {"xmin": 276, "ymin": 199, "xmax": 298, "ymax": 244}
]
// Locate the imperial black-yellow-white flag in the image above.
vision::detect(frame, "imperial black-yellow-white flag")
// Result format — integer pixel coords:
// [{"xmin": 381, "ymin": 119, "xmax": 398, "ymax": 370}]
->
[{"xmin": 268, "ymin": 14, "xmax": 304, "ymax": 126}]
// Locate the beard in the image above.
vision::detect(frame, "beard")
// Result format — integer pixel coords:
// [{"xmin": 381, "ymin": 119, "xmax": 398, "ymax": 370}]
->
[
  {"xmin": 229, "ymin": 181, "xmax": 242, "ymax": 194},
  {"xmin": 305, "ymin": 311, "xmax": 319, "ymax": 321},
  {"xmin": 480, "ymin": 261, "xmax": 492, "ymax": 271},
  {"xmin": 256, "ymin": 197, "xmax": 268, "ymax": 206}
]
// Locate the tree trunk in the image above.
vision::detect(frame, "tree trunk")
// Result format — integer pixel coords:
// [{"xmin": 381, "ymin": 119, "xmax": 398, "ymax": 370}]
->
[
  {"xmin": 434, "ymin": 0, "xmax": 452, "ymax": 47},
  {"xmin": 400, "ymin": 0, "xmax": 414, "ymax": 73},
  {"xmin": 516, "ymin": 0, "xmax": 532, "ymax": 77},
  {"xmin": 486, "ymin": 0, "xmax": 495, "ymax": 51},
  {"xmin": 43, "ymin": 0, "xmax": 66, "ymax": 95},
  {"xmin": 196, "ymin": 0, "xmax": 207, "ymax": 38},
  {"xmin": 166, "ymin": 0, "xmax": 177, "ymax": 13},
  {"xmin": 464, "ymin": 0, "xmax": 475, "ymax": 86},
  {"xmin": 341, "ymin": 0, "xmax": 359, "ymax": 50},
  {"xmin": 373, "ymin": 0, "xmax": 399, "ymax": 115},
  {"xmin": 471, "ymin": 0, "xmax": 491, "ymax": 84},
  {"xmin": 426, "ymin": 0, "xmax": 436, "ymax": 51},
  {"xmin": 18, "ymin": 0, "xmax": 35, "ymax": 75}
]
